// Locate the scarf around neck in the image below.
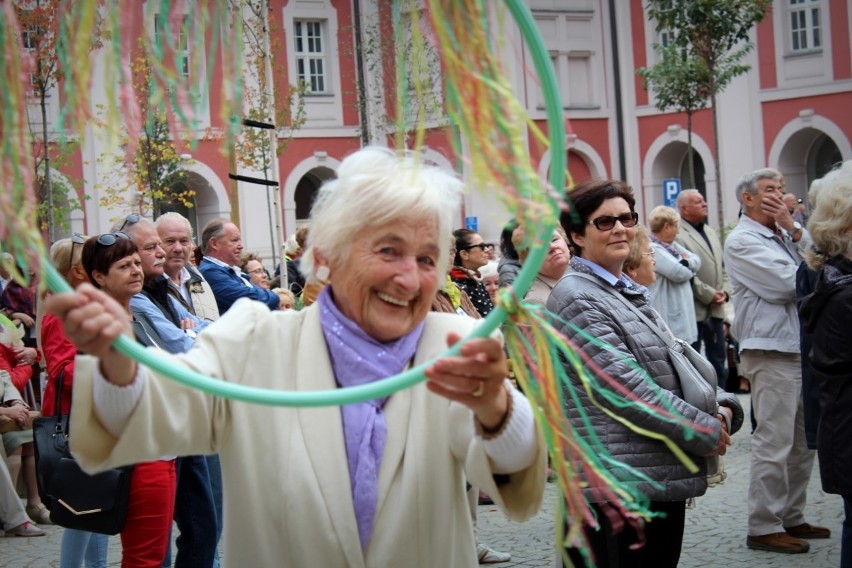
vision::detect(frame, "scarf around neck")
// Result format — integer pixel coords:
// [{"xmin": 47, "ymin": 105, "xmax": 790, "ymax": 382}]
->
[
  {"xmin": 317, "ymin": 287, "xmax": 424, "ymax": 552},
  {"xmin": 650, "ymin": 232, "xmax": 681, "ymax": 259}
]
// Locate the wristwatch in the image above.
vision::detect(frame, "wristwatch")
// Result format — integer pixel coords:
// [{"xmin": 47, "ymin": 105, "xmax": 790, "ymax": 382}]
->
[{"xmin": 791, "ymin": 221, "xmax": 803, "ymax": 242}]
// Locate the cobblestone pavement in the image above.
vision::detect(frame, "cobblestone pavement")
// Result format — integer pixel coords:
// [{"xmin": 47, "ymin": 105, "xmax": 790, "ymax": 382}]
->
[{"xmin": 2, "ymin": 395, "xmax": 844, "ymax": 567}]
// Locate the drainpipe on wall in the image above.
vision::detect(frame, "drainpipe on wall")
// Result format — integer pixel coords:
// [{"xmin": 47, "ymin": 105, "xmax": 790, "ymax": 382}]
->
[
  {"xmin": 608, "ymin": 0, "xmax": 626, "ymax": 180},
  {"xmin": 353, "ymin": 0, "xmax": 370, "ymax": 145}
]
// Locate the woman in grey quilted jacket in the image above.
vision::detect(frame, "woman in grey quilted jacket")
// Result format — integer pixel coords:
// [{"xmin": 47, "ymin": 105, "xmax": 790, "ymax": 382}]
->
[{"xmin": 546, "ymin": 179, "xmax": 744, "ymax": 568}]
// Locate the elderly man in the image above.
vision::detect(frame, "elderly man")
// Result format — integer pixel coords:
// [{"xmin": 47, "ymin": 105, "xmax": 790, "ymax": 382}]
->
[
  {"xmin": 782, "ymin": 192, "xmax": 807, "ymax": 225},
  {"xmin": 114, "ymin": 214, "xmax": 219, "ymax": 568},
  {"xmin": 112, "ymin": 216, "xmax": 208, "ymax": 351},
  {"xmin": 676, "ymin": 189, "xmax": 731, "ymax": 390},
  {"xmin": 198, "ymin": 219, "xmax": 280, "ymax": 314},
  {"xmin": 156, "ymin": 212, "xmax": 220, "ymax": 323},
  {"xmin": 155, "ymin": 212, "xmax": 225, "ymax": 567},
  {"xmin": 724, "ymin": 169, "xmax": 827, "ymax": 555}
]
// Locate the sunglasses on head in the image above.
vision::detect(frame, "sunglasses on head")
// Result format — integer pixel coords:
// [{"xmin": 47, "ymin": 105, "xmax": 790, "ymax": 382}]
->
[
  {"xmin": 66, "ymin": 232, "xmax": 86, "ymax": 273},
  {"xmin": 96, "ymin": 232, "xmax": 131, "ymax": 247},
  {"xmin": 588, "ymin": 212, "xmax": 639, "ymax": 232},
  {"xmin": 118, "ymin": 213, "xmax": 141, "ymax": 232}
]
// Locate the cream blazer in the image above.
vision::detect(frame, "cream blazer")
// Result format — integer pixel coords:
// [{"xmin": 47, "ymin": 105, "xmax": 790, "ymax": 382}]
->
[
  {"xmin": 677, "ymin": 221, "xmax": 731, "ymax": 321},
  {"xmin": 71, "ymin": 300, "xmax": 546, "ymax": 567}
]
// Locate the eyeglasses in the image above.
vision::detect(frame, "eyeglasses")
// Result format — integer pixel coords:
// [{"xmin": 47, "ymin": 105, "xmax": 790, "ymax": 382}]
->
[
  {"xmin": 641, "ymin": 250, "xmax": 656, "ymax": 258},
  {"xmin": 461, "ymin": 243, "xmax": 494, "ymax": 252},
  {"xmin": 118, "ymin": 213, "xmax": 141, "ymax": 232},
  {"xmin": 66, "ymin": 232, "xmax": 86, "ymax": 273},
  {"xmin": 246, "ymin": 268, "xmax": 266, "ymax": 276},
  {"xmin": 588, "ymin": 212, "xmax": 639, "ymax": 231},
  {"xmin": 96, "ymin": 232, "xmax": 131, "ymax": 247}
]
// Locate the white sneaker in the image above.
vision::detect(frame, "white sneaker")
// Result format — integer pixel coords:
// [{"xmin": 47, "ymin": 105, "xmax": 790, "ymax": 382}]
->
[{"xmin": 477, "ymin": 542, "xmax": 511, "ymax": 564}]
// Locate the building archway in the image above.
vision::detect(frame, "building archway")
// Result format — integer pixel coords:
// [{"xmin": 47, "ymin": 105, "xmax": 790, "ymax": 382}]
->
[
  {"xmin": 174, "ymin": 158, "xmax": 232, "ymax": 239},
  {"xmin": 294, "ymin": 167, "xmax": 336, "ymax": 224},
  {"xmin": 642, "ymin": 130, "xmax": 717, "ymax": 223},
  {"xmin": 538, "ymin": 137, "xmax": 608, "ymax": 189},
  {"xmin": 283, "ymin": 154, "xmax": 343, "ymax": 235},
  {"xmin": 768, "ymin": 114, "xmax": 851, "ymax": 199}
]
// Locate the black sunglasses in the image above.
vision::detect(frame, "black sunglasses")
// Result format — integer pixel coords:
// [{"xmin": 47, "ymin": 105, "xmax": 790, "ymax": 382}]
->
[
  {"xmin": 461, "ymin": 243, "xmax": 494, "ymax": 252},
  {"xmin": 66, "ymin": 232, "xmax": 86, "ymax": 273},
  {"xmin": 96, "ymin": 231, "xmax": 131, "ymax": 247},
  {"xmin": 588, "ymin": 212, "xmax": 639, "ymax": 232},
  {"xmin": 118, "ymin": 213, "xmax": 141, "ymax": 232}
]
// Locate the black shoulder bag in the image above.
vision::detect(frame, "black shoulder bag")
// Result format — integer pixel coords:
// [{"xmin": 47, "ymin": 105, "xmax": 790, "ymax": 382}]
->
[{"xmin": 33, "ymin": 370, "xmax": 134, "ymax": 535}]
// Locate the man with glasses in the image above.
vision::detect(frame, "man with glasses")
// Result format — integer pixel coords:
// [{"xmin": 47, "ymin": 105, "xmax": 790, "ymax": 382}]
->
[
  {"xmin": 676, "ymin": 189, "xmax": 731, "ymax": 391},
  {"xmin": 112, "ymin": 214, "xmax": 220, "ymax": 567},
  {"xmin": 197, "ymin": 218, "xmax": 280, "ymax": 314}
]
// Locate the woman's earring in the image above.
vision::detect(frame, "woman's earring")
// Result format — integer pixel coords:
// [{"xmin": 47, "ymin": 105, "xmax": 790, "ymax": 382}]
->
[{"xmin": 316, "ymin": 265, "xmax": 330, "ymax": 283}]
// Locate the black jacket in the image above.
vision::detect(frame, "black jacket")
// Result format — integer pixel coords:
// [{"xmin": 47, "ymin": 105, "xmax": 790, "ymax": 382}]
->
[{"xmin": 800, "ymin": 255, "xmax": 852, "ymax": 497}]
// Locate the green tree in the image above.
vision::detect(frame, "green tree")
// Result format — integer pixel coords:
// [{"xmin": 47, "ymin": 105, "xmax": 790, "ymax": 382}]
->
[
  {"xmin": 638, "ymin": 45, "xmax": 711, "ymax": 188},
  {"xmin": 97, "ymin": 51, "xmax": 194, "ymax": 218},
  {"xmin": 646, "ymin": 0, "xmax": 772, "ymax": 226}
]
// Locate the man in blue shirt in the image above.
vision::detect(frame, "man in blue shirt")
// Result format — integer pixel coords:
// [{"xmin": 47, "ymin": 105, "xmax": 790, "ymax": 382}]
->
[
  {"xmin": 116, "ymin": 215, "xmax": 218, "ymax": 568},
  {"xmin": 197, "ymin": 218, "xmax": 280, "ymax": 314}
]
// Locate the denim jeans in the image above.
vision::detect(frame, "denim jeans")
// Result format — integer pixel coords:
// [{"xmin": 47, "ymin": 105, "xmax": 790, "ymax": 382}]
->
[
  {"xmin": 162, "ymin": 456, "xmax": 218, "ymax": 568},
  {"xmin": 59, "ymin": 529, "xmax": 109, "ymax": 568}
]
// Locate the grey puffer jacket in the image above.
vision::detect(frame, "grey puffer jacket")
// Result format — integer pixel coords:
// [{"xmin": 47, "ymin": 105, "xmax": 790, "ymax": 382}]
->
[{"xmin": 547, "ymin": 267, "xmax": 743, "ymax": 502}]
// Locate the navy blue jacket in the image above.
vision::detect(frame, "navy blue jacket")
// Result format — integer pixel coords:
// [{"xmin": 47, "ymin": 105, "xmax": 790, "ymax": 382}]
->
[{"xmin": 199, "ymin": 258, "xmax": 280, "ymax": 315}]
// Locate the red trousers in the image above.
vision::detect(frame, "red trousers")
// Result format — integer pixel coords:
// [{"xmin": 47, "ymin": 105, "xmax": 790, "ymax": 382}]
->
[{"xmin": 121, "ymin": 460, "xmax": 176, "ymax": 568}]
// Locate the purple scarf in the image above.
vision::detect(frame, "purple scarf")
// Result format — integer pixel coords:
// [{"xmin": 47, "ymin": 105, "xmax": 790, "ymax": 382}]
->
[{"xmin": 317, "ymin": 287, "xmax": 424, "ymax": 551}]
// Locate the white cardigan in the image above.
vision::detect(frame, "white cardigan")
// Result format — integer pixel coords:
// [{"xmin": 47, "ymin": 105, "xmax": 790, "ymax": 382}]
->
[{"xmin": 70, "ymin": 300, "xmax": 546, "ymax": 567}]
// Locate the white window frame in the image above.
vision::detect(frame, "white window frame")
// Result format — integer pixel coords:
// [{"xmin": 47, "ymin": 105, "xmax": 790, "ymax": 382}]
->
[
  {"xmin": 787, "ymin": 0, "xmax": 822, "ymax": 53},
  {"xmin": 283, "ymin": 1, "xmax": 344, "ymax": 129},
  {"xmin": 294, "ymin": 20, "xmax": 327, "ymax": 94}
]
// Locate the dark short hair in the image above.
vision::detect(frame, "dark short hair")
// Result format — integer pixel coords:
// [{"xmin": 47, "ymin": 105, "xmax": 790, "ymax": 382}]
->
[
  {"xmin": 560, "ymin": 179, "xmax": 636, "ymax": 255},
  {"xmin": 82, "ymin": 235, "xmax": 138, "ymax": 288}
]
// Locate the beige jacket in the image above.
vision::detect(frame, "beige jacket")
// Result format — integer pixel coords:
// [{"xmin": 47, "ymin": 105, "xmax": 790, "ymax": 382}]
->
[
  {"xmin": 677, "ymin": 221, "xmax": 731, "ymax": 321},
  {"xmin": 70, "ymin": 302, "xmax": 546, "ymax": 567}
]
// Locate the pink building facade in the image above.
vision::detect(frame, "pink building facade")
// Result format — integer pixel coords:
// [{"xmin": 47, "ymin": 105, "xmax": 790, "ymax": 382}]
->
[{"xmin": 42, "ymin": 0, "xmax": 850, "ymax": 257}]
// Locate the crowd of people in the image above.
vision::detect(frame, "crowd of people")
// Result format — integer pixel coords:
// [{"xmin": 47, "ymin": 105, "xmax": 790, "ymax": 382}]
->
[{"xmin": 0, "ymin": 149, "xmax": 849, "ymax": 568}]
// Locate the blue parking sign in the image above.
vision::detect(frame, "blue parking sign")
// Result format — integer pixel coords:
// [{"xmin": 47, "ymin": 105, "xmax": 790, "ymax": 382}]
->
[
  {"xmin": 663, "ymin": 178, "xmax": 681, "ymax": 208},
  {"xmin": 465, "ymin": 216, "xmax": 478, "ymax": 232}
]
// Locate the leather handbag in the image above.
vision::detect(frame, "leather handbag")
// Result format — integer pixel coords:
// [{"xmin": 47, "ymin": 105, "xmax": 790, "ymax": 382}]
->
[
  {"xmin": 565, "ymin": 273, "xmax": 726, "ymax": 483},
  {"xmin": 32, "ymin": 370, "xmax": 133, "ymax": 535}
]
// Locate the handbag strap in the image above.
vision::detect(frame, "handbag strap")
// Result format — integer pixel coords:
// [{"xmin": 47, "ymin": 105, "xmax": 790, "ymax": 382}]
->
[
  {"xmin": 564, "ymin": 272, "xmax": 677, "ymax": 349},
  {"xmin": 54, "ymin": 369, "xmax": 65, "ymax": 420}
]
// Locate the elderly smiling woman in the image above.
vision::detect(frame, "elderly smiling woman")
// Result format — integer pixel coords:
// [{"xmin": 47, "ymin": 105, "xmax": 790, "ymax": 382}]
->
[{"xmin": 47, "ymin": 147, "xmax": 546, "ymax": 567}]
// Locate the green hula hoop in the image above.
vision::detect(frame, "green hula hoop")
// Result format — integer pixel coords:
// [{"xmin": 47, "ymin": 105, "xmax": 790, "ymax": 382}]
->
[{"xmin": 44, "ymin": 0, "xmax": 565, "ymax": 407}]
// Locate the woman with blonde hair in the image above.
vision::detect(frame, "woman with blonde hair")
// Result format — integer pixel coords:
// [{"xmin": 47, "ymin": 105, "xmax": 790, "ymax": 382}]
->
[
  {"xmin": 40, "ymin": 234, "xmax": 110, "ymax": 567},
  {"xmin": 513, "ymin": 225, "xmax": 571, "ymax": 306},
  {"xmin": 624, "ymin": 225, "xmax": 656, "ymax": 287},
  {"xmin": 799, "ymin": 161, "xmax": 852, "ymax": 568},
  {"xmin": 647, "ymin": 205, "xmax": 700, "ymax": 344}
]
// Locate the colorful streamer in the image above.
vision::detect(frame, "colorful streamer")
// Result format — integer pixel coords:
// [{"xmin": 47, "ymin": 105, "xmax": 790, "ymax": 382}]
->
[{"xmin": 1, "ymin": 3, "xmax": 715, "ymax": 564}]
